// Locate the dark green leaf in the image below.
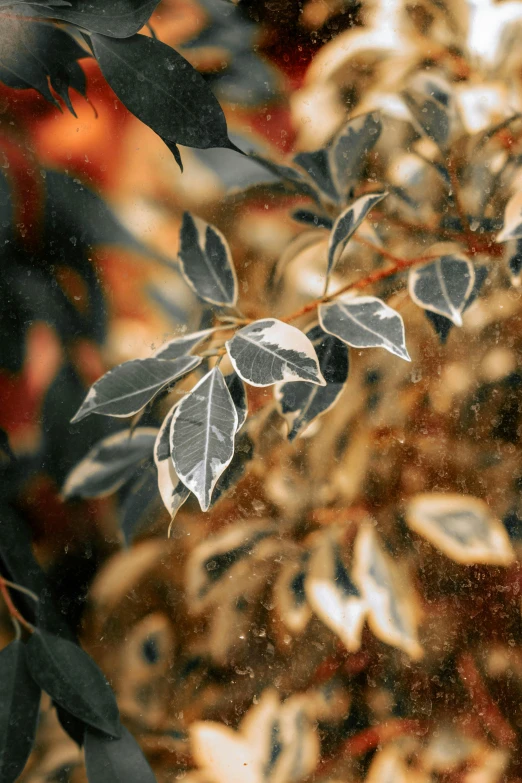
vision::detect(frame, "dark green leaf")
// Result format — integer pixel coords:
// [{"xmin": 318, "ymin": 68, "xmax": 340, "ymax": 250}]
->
[
  {"xmin": 26, "ymin": 630, "xmax": 121, "ymax": 737},
  {"xmin": 210, "ymin": 431, "xmax": 253, "ymax": 506},
  {"xmin": 178, "ymin": 213, "xmax": 237, "ymax": 306},
  {"xmin": 91, "ymin": 33, "xmax": 237, "ymax": 150},
  {"xmin": 85, "ymin": 725, "xmax": 156, "ymax": 783},
  {"xmin": 0, "ymin": 20, "xmax": 88, "ymax": 114},
  {"xmin": 120, "ymin": 463, "xmax": 162, "ymax": 545},
  {"xmin": 71, "ymin": 356, "xmax": 201, "ymax": 422},
  {"xmin": 13, "ymin": 0, "xmax": 160, "ymax": 38},
  {"xmin": 0, "ymin": 641, "xmax": 41, "ymax": 783},
  {"xmin": 291, "ymin": 209, "xmax": 333, "ymax": 230},
  {"xmin": 225, "ymin": 371, "xmax": 247, "ymax": 431},
  {"xmin": 63, "ymin": 427, "xmax": 157, "ymax": 499}
]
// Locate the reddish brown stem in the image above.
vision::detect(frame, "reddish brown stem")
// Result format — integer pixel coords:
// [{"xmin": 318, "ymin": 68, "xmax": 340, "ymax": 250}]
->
[
  {"xmin": 315, "ymin": 719, "xmax": 430, "ymax": 776},
  {"xmin": 281, "ymin": 252, "xmax": 433, "ymax": 324},
  {"xmin": 0, "ymin": 576, "xmax": 34, "ymax": 635},
  {"xmin": 457, "ymin": 652, "xmax": 517, "ymax": 748}
]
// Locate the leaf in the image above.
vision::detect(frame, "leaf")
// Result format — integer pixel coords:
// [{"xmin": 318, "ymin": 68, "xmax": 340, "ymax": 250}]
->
[
  {"xmin": 409, "ymin": 254, "xmax": 475, "ymax": 327},
  {"xmin": 170, "ymin": 367, "xmax": 238, "ymax": 511},
  {"xmin": 187, "ymin": 522, "xmax": 276, "ymax": 611},
  {"xmin": 91, "ymin": 33, "xmax": 237, "ymax": 150},
  {"xmin": 497, "ymin": 191, "xmax": 522, "ymax": 242},
  {"xmin": 291, "ymin": 209, "xmax": 333, "ymax": 230},
  {"xmin": 0, "ymin": 641, "xmax": 41, "ymax": 783},
  {"xmin": 62, "ymin": 428, "xmax": 157, "ymax": 499},
  {"xmin": 13, "ymin": 0, "xmax": 161, "ymax": 38},
  {"xmin": 247, "ymin": 153, "xmax": 319, "ymax": 201},
  {"xmin": 178, "ymin": 213, "xmax": 237, "ymax": 306},
  {"xmin": 507, "ymin": 238, "xmax": 522, "ymax": 285},
  {"xmin": 354, "ymin": 527, "xmax": 422, "ymax": 659},
  {"xmin": 71, "ymin": 356, "xmax": 200, "ymax": 422},
  {"xmin": 119, "ymin": 464, "xmax": 163, "ymax": 544},
  {"xmin": 305, "ymin": 531, "xmax": 366, "ymax": 652},
  {"xmin": 153, "ymin": 328, "xmax": 218, "ymax": 360},
  {"xmin": 226, "ymin": 319, "xmax": 326, "ymax": 387},
  {"xmin": 210, "ymin": 431, "xmax": 253, "ymax": 506},
  {"xmin": 327, "ymin": 192, "xmax": 387, "ymax": 280},
  {"xmin": 26, "ymin": 630, "xmax": 121, "ymax": 737},
  {"xmin": 424, "ymin": 264, "xmax": 487, "ymax": 344},
  {"xmin": 329, "ymin": 111, "xmax": 382, "ymax": 198},
  {"xmin": 405, "ymin": 494, "xmax": 515, "ymax": 566},
  {"xmin": 0, "ymin": 20, "xmax": 88, "ymax": 114},
  {"xmin": 85, "ymin": 725, "xmax": 156, "ymax": 783},
  {"xmin": 403, "ymin": 76, "xmax": 453, "ymax": 149},
  {"xmin": 319, "ymin": 297, "xmax": 411, "ymax": 361},
  {"xmin": 153, "ymin": 405, "xmax": 191, "ymax": 519},
  {"xmin": 224, "ymin": 371, "xmax": 248, "ymax": 431},
  {"xmin": 276, "ymin": 323, "xmax": 349, "ymax": 440},
  {"xmin": 273, "ymin": 558, "xmax": 312, "ymax": 635},
  {"xmin": 293, "ymin": 148, "xmax": 338, "ymax": 203}
]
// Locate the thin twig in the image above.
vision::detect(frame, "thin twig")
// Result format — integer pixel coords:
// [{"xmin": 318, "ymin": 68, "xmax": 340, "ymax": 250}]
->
[{"xmin": 0, "ymin": 576, "xmax": 34, "ymax": 634}]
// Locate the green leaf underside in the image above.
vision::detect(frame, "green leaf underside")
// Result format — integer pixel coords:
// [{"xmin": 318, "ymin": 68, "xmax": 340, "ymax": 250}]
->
[
  {"xmin": 319, "ymin": 297, "xmax": 410, "ymax": 361},
  {"xmin": 276, "ymin": 324, "xmax": 349, "ymax": 440},
  {"xmin": 84, "ymin": 726, "xmax": 156, "ymax": 783},
  {"xmin": 170, "ymin": 367, "xmax": 238, "ymax": 511},
  {"xmin": 12, "ymin": 0, "xmax": 161, "ymax": 38},
  {"xmin": 62, "ymin": 428, "xmax": 157, "ymax": 499},
  {"xmin": 26, "ymin": 631, "xmax": 121, "ymax": 737},
  {"xmin": 178, "ymin": 213, "xmax": 237, "ymax": 306},
  {"xmin": 0, "ymin": 641, "xmax": 41, "ymax": 783},
  {"xmin": 91, "ymin": 33, "xmax": 234, "ymax": 149},
  {"xmin": 72, "ymin": 355, "xmax": 200, "ymax": 422},
  {"xmin": 409, "ymin": 255, "xmax": 475, "ymax": 326},
  {"xmin": 226, "ymin": 319, "xmax": 325, "ymax": 387},
  {"xmin": 327, "ymin": 192, "xmax": 387, "ymax": 279}
]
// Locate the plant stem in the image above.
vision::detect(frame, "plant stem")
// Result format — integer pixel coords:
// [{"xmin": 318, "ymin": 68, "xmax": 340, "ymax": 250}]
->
[{"xmin": 0, "ymin": 575, "xmax": 34, "ymax": 634}]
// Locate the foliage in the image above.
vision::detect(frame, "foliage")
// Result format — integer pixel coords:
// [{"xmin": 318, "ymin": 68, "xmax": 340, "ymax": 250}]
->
[{"xmin": 2, "ymin": 1, "xmax": 522, "ymax": 782}]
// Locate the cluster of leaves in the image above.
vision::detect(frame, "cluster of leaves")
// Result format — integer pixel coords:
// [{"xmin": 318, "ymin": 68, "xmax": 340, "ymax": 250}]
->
[
  {"xmin": 3, "ymin": 0, "xmax": 522, "ymax": 781},
  {"xmin": 0, "ymin": 0, "xmax": 242, "ymax": 171}
]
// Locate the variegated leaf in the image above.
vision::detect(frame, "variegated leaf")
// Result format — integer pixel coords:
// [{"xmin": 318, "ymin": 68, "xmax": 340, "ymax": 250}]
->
[
  {"xmin": 409, "ymin": 254, "xmax": 475, "ymax": 326},
  {"xmin": 226, "ymin": 319, "xmax": 325, "ymax": 387},
  {"xmin": 329, "ymin": 111, "xmax": 382, "ymax": 197},
  {"xmin": 170, "ymin": 367, "xmax": 237, "ymax": 511},
  {"xmin": 153, "ymin": 327, "xmax": 219, "ymax": 360},
  {"xmin": 327, "ymin": 192, "xmax": 387, "ymax": 280},
  {"xmin": 403, "ymin": 75, "xmax": 454, "ymax": 149},
  {"xmin": 405, "ymin": 494, "xmax": 515, "ymax": 566},
  {"xmin": 354, "ymin": 527, "xmax": 422, "ymax": 659},
  {"xmin": 276, "ymin": 323, "xmax": 349, "ymax": 440},
  {"xmin": 305, "ymin": 530, "xmax": 366, "ymax": 652},
  {"xmin": 178, "ymin": 212, "xmax": 237, "ymax": 306},
  {"xmin": 71, "ymin": 356, "xmax": 200, "ymax": 422},
  {"xmin": 293, "ymin": 148, "xmax": 338, "ymax": 203},
  {"xmin": 154, "ymin": 406, "xmax": 190, "ymax": 519},
  {"xmin": 497, "ymin": 191, "xmax": 522, "ymax": 243},
  {"xmin": 273, "ymin": 558, "xmax": 312, "ymax": 635},
  {"xmin": 187, "ymin": 521, "xmax": 276, "ymax": 613},
  {"xmin": 62, "ymin": 428, "xmax": 157, "ymax": 500},
  {"xmin": 319, "ymin": 297, "xmax": 410, "ymax": 361}
]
